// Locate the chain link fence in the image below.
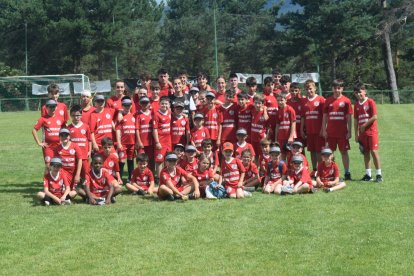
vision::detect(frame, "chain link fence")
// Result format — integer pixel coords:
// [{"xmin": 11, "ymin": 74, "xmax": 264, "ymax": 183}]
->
[{"xmin": 0, "ymin": 90, "xmax": 413, "ymax": 112}]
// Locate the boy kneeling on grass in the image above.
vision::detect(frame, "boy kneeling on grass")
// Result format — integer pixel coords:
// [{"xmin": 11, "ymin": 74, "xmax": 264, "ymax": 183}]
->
[
  {"xmin": 281, "ymin": 155, "xmax": 315, "ymax": 195},
  {"xmin": 37, "ymin": 157, "xmax": 76, "ymax": 206},
  {"xmin": 78, "ymin": 154, "xmax": 121, "ymax": 205}
]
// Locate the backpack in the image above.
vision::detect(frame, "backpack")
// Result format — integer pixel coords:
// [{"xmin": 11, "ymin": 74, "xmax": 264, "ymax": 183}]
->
[{"xmin": 267, "ymin": 160, "xmax": 285, "ymax": 176}]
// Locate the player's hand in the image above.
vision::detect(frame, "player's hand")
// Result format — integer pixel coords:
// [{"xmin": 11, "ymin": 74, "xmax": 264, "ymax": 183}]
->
[
  {"xmin": 193, "ymin": 189, "xmax": 200, "ymax": 199},
  {"xmin": 359, "ymin": 125, "xmax": 366, "ymax": 133},
  {"xmin": 93, "ymin": 143, "xmax": 99, "ymax": 151},
  {"xmin": 155, "ymin": 142, "xmax": 162, "ymax": 150},
  {"xmin": 74, "ymin": 175, "xmax": 80, "ymax": 185},
  {"xmin": 38, "ymin": 142, "xmax": 47, "ymax": 148},
  {"xmin": 59, "ymin": 196, "xmax": 66, "ymax": 202},
  {"xmin": 117, "ymin": 143, "xmax": 123, "ymax": 150},
  {"xmin": 118, "ymin": 179, "xmax": 123, "ymax": 186},
  {"xmin": 106, "ymin": 198, "xmax": 111, "ymax": 205},
  {"xmin": 216, "ymin": 140, "xmax": 221, "ymax": 147},
  {"xmin": 56, "ymin": 198, "xmax": 62, "ymax": 205},
  {"xmin": 89, "ymin": 198, "xmax": 96, "ymax": 205},
  {"xmin": 346, "ymin": 131, "xmax": 352, "ymax": 140},
  {"xmin": 136, "ymin": 141, "xmax": 144, "ymax": 149}
]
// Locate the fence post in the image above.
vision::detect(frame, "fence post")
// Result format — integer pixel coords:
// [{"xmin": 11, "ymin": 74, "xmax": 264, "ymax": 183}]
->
[{"xmin": 0, "ymin": 99, "xmax": 2, "ymax": 112}]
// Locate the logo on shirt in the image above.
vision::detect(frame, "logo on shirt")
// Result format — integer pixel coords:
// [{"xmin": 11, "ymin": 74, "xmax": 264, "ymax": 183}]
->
[
  {"xmin": 59, "ymin": 110, "xmax": 64, "ymax": 116},
  {"xmin": 70, "ymin": 149, "xmax": 75, "ymax": 155},
  {"xmin": 329, "ymin": 169, "xmax": 334, "ymax": 175},
  {"xmin": 132, "ymin": 117, "xmax": 136, "ymax": 122},
  {"xmin": 181, "ymin": 120, "xmax": 186, "ymax": 126},
  {"xmin": 229, "ymin": 110, "xmax": 234, "ymax": 115},
  {"xmin": 143, "ymin": 176, "xmax": 148, "ymax": 181},
  {"xmin": 231, "ymin": 164, "xmax": 238, "ymax": 170},
  {"xmin": 109, "ymin": 161, "xmax": 114, "ymax": 167},
  {"xmin": 364, "ymin": 105, "xmax": 369, "ymax": 111},
  {"xmin": 105, "ymin": 113, "xmax": 111, "ymax": 119},
  {"xmin": 339, "ymin": 102, "xmax": 345, "ymax": 107},
  {"xmin": 202, "ymin": 132, "xmax": 206, "ymax": 137},
  {"xmin": 213, "ymin": 113, "xmax": 218, "ymax": 119},
  {"xmin": 81, "ymin": 129, "xmax": 86, "ymax": 135},
  {"xmin": 57, "ymin": 120, "xmax": 61, "ymax": 125},
  {"xmin": 314, "ymin": 101, "xmax": 320, "ymax": 107}
]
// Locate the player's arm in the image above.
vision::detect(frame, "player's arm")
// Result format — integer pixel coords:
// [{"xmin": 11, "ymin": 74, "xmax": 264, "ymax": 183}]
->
[
  {"xmin": 152, "ymin": 127, "xmax": 162, "ymax": 150},
  {"xmin": 105, "ymin": 180, "xmax": 117, "ymax": 205},
  {"xmin": 165, "ymin": 178, "xmax": 183, "ymax": 196},
  {"xmin": 60, "ymin": 184, "xmax": 71, "ymax": 201},
  {"xmin": 346, "ymin": 114, "xmax": 352, "ymax": 140},
  {"xmin": 90, "ymin": 132, "xmax": 99, "ymax": 151},
  {"xmin": 237, "ymin": 172, "xmax": 245, "ymax": 188},
  {"xmin": 354, "ymin": 116, "xmax": 359, "ymax": 143},
  {"xmin": 327, "ymin": 177, "xmax": 340, "ymax": 187},
  {"xmin": 32, "ymin": 128, "xmax": 46, "ymax": 148},
  {"xmin": 274, "ymin": 123, "xmax": 280, "ymax": 143},
  {"xmin": 360, "ymin": 114, "xmax": 377, "ymax": 134},
  {"xmin": 148, "ymin": 180, "xmax": 155, "ymax": 195},
  {"xmin": 288, "ymin": 119, "xmax": 296, "ymax": 143},
  {"xmin": 44, "ymin": 187, "xmax": 61, "ymax": 205},
  {"xmin": 186, "ymin": 174, "xmax": 200, "ymax": 198},
  {"xmin": 300, "ymin": 117, "xmax": 306, "ymax": 139},
  {"xmin": 116, "ymin": 128, "xmax": 123, "ymax": 150},
  {"xmin": 321, "ymin": 113, "xmax": 328, "ymax": 138},
  {"xmin": 74, "ymin": 158, "xmax": 82, "ymax": 186},
  {"xmin": 316, "ymin": 176, "xmax": 324, "ymax": 187},
  {"xmin": 135, "ymin": 127, "xmax": 144, "ymax": 149},
  {"xmin": 216, "ymin": 123, "xmax": 222, "ymax": 147}
]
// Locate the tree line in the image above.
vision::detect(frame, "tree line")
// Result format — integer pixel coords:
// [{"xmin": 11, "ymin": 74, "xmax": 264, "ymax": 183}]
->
[{"xmin": 0, "ymin": 0, "xmax": 413, "ymax": 103}]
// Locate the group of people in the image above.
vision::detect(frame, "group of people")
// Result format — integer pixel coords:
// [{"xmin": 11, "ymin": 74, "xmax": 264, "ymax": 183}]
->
[{"xmin": 32, "ymin": 68, "xmax": 383, "ymax": 206}]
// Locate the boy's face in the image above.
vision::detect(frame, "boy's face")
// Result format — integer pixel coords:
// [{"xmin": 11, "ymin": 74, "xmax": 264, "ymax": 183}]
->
[
  {"xmin": 198, "ymin": 94, "xmax": 206, "ymax": 105},
  {"xmin": 137, "ymin": 161, "xmax": 148, "ymax": 171},
  {"xmin": 174, "ymin": 147, "xmax": 184, "ymax": 158},
  {"xmin": 291, "ymin": 145, "xmax": 302, "ymax": 154},
  {"xmin": 93, "ymin": 157, "xmax": 103, "ymax": 171},
  {"xmin": 216, "ymin": 78, "xmax": 226, "ymax": 91},
  {"xmin": 206, "ymin": 97, "xmax": 214, "ymax": 104},
  {"xmin": 94, "ymin": 99, "xmax": 105, "ymax": 108},
  {"xmin": 292, "ymin": 161, "xmax": 302, "ymax": 169},
  {"xmin": 140, "ymin": 101, "xmax": 150, "ymax": 111},
  {"xmin": 332, "ymin": 85, "xmax": 343, "ymax": 97},
  {"xmin": 159, "ymin": 100, "xmax": 170, "ymax": 112},
  {"xmin": 158, "ymin": 73, "xmax": 169, "ymax": 85},
  {"xmin": 103, "ymin": 144, "xmax": 113, "ymax": 155},
  {"xmin": 264, "ymin": 83, "xmax": 274, "ymax": 94},
  {"xmin": 173, "ymin": 106, "xmax": 184, "ymax": 116},
  {"xmin": 261, "ymin": 144, "xmax": 270, "ymax": 154},
  {"xmin": 291, "ymin": 88, "xmax": 301, "ymax": 98},
  {"xmin": 270, "ymin": 152, "xmax": 280, "ymax": 160},
  {"xmin": 277, "ymin": 96, "xmax": 286, "ymax": 107},
  {"xmin": 305, "ymin": 85, "xmax": 316, "ymax": 98},
  {"xmin": 203, "ymin": 144, "xmax": 212, "ymax": 152},
  {"xmin": 223, "ymin": 149, "xmax": 233, "ymax": 159},
  {"xmin": 152, "ymin": 87, "xmax": 160, "ymax": 97},
  {"xmin": 238, "ymin": 97, "xmax": 248, "ymax": 107},
  {"xmin": 71, "ymin": 111, "xmax": 82, "ymax": 124},
  {"xmin": 179, "ymin": 75, "xmax": 188, "ymax": 83},
  {"xmin": 194, "ymin": 118, "xmax": 203, "ymax": 127},
  {"xmin": 199, "ymin": 159, "xmax": 210, "ymax": 170},
  {"xmin": 241, "ymin": 154, "xmax": 252, "ymax": 165},
  {"xmin": 81, "ymin": 95, "xmax": 92, "ymax": 105},
  {"xmin": 237, "ymin": 134, "xmax": 246, "ymax": 142},
  {"xmin": 122, "ymin": 104, "xmax": 132, "ymax": 113},
  {"xmin": 173, "ymin": 80, "xmax": 183, "ymax": 93},
  {"xmin": 321, "ymin": 154, "xmax": 331, "ymax": 162},
  {"xmin": 59, "ymin": 133, "xmax": 70, "ymax": 144},
  {"xmin": 185, "ymin": 150, "xmax": 196, "ymax": 158},
  {"xmin": 198, "ymin": 76, "xmax": 208, "ymax": 87},
  {"xmin": 272, "ymin": 74, "xmax": 282, "ymax": 85},
  {"xmin": 282, "ymin": 82, "xmax": 291, "ymax": 92},
  {"xmin": 229, "ymin": 77, "xmax": 238, "ymax": 89},
  {"xmin": 166, "ymin": 159, "xmax": 177, "ymax": 169},
  {"xmin": 46, "ymin": 105, "xmax": 56, "ymax": 115},
  {"xmin": 354, "ymin": 89, "xmax": 366, "ymax": 101},
  {"xmin": 49, "ymin": 91, "xmax": 59, "ymax": 101},
  {"xmin": 138, "ymin": 89, "xmax": 147, "ymax": 97},
  {"xmin": 115, "ymin": 82, "xmax": 125, "ymax": 97},
  {"xmin": 50, "ymin": 163, "xmax": 61, "ymax": 174},
  {"xmin": 247, "ymin": 85, "xmax": 257, "ymax": 93},
  {"xmin": 254, "ymin": 100, "xmax": 263, "ymax": 110}
]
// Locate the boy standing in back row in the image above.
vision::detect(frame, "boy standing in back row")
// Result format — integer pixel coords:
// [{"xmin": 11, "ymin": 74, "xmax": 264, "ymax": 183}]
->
[{"xmin": 353, "ymin": 84, "xmax": 383, "ymax": 182}]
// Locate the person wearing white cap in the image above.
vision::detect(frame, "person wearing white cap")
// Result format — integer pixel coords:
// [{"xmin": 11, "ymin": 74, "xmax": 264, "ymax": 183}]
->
[
  {"xmin": 316, "ymin": 148, "xmax": 346, "ymax": 192},
  {"xmin": 79, "ymin": 89, "xmax": 95, "ymax": 124},
  {"xmin": 287, "ymin": 141, "xmax": 309, "ymax": 173},
  {"xmin": 36, "ymin": 157, "xmax": 76, "ymax": 206},
  {"xmin": 135, "ymin": 96, "xmax": 155, "ymax": 170},
  {"xmin": 157, "ymin": 153, "xmax": 200, "ymax": 201},
  {"xmin": 235, "ymin": 128, "xmax": 255, "ymax": 159},
  {"xmin": 178, "ymin": 145, "xmax": 198, "ymax": 175},
  {"xmin": 171, "ymin": 100, "xmax": 190, "ymax": 148},
  {"xmin": 263, "ymin": 145, "xmax": 288, "ymax": 194}
]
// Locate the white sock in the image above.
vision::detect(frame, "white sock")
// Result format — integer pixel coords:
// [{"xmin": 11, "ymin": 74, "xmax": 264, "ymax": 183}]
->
[
  {"xmin": 376, "ymin": 169, "xmax": 382, "ymax": 175},
  {"xmin": 366, "ymin": 169, "xmax": 372, "ymax": 177}
]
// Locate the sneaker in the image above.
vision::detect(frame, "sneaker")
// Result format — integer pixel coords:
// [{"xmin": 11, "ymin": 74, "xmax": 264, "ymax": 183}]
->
[
  {"xmin": 61, "ymin": 199, "xmax": 71, "ymax": 205},
  {"xmin": 344, "ymin": 172, "xmax": 352, "ymax": 181},
  {"xmin": 181, "ymin": 195, "xmax": 189, "ymax": 201},
  {"xmin": 188, "ymin": 194, "xmax": 195, "ymax": 200},
  {"xmin": 310, "ymin": 187, "xmax": 318, "ymax": 194},
  {"xmin": 375, "ymin": 174, "xmax": 383, "ymax": 183},
  {"xmin": 44, "ymin": 200, "xmax": 50, "ymax": 206},
  {"xmin": 281, "ymin": 185, "xmax": 293, "ymax": 195},
  {"xmin": 167, "ymin": 194, "xmax": 175, "ymax": 201},
  {"xmin": 96, "ymin": 197, "xmax": 106, "ymax": 205},
  {"xmin": 244, "ymin": 186, "xmax": 256, "ymax": 192},
  {"xmin": 361, "ymin": 174, "xmax": 372, "ymax": 181},
  {"xmin": 323, "ymin": 187, "xmax": 331, "ymax": 193},
  {"xmin": 111, "ymin": 196, "xmax": 117, "ymax": 203},
  {"xmin": 243, "ymin": 191, "xmax": 252, "ymax": 197},
  {"xmin": 137, "ymin": 190, "xmax": 146, "ymax": 196}
]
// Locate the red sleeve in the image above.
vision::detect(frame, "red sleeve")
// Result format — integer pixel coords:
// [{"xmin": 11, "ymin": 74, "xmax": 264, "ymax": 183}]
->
[
  {"xmin": 104, "ymin": 169, "xmax": 115, "ymax": 184},
  {"xmin": 185, "ymin": 118, "xmax": 190, "ymax": 132},
  {"xmin": 43, "ymin": 176, "xmax": 49, "ymax": 188},
  {"xmin": 347, "ymin": 98, "xmax": 353, "ymax": 115},
  {"xmin": 248, "ymin": 144, "xmax": 256, "ymax": 156},
  {"xmin": 74, "ymin": 144, "xmax": 81, "ymax": 159},
  {"xmin": 41, "ymin": 105, "xmax": 47, "ymax": 117},
  {"xmin": 323, "ymin": 98, "xmax": 330, "ymax": 114},
  {"xmin": 177, "ymin": 167, "xmax": 189, "ymax": 179},
  {"xmin": 62, "ymin": 103, "xmax": 69, "ymax": 123},
  {"xmin": 34, "ymin": 117, "xmax": 44, "ymax": 130},
  {"xmin": 333, "ymin": 163, "xmax": 340, "ymax": 178},
  {"xmin": 300, "ymin": 168, "xmax": 311, "ymax": 183},
  {"xmin": 251, "ymin": 163, "xmax": 259, "ymax": 174},
  {"xmin": 89, "ymin": 114, "xmax": 97, "ymax": 133},
  {"xmin": 289, "ymin": 107, "xmax": 296, "ymax": 121},
  {"xmin": 214, "ymin": 151, "xmax": 220, "ymax": 167},
  {"xmin": 237, "ymin": 158, "xmax": 246, "ymax": 173},
  {"xmin": 147, "ymin": 169, "xmax": 155, "ymax": 181},
  {"xmin": 370, "ymin": 99, "xmax": 377, "ymax": 116},
  {"xmin": 353, "ymin": 103, "xmax": 358, "ymax": 119},
  {"xmin": 281, "ymin": 162, "xmax": 288, "ymax": 175},
  {"xmin": 135, "ymin": 115, "xmax": 141, "ymax": 129},
  {"xmin": 208, "ymin": 169, "xmax": 214, "ymax": 178},
  {"xmin": 86, "ymin": 125, "xmax": 91, "ymax": 140}
]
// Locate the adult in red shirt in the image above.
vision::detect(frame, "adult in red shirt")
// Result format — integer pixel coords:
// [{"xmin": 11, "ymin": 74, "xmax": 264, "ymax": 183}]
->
[
  {"xmin": 275, "ymin": 93, "xmax": 296, "ymax": 158},
  {"xmin": 217, "ymin": 91, "xmax": 238, "ymax": 144},
  {"xmin": 321, "ymin": 80, "xmax": 353, "ymax": 180},
  {"xmin": 157, "ymin": 68, "xmax": 173, "ymax": 97},
  {"xmin": 106, "ymin": 80, "xmax": 136, "ymax": 114},
  {"xmin": 89, "ymin": 95, "xmax": 116, "ymax": 151},
  {"xmin": 214, "ymin": 75, "xmax": 227, "ymax": 105}
]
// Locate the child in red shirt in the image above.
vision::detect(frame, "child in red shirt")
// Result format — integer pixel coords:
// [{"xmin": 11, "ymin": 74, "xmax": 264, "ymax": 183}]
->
[
  {"xmin": 240, "ymin": 149, "xmax": 260, "ymax": 193},
  {"xmin": 282, "ymin": 155, "xmax": 314, "ymax": 195},
  {"xmin": 201, "ymin": 139, "xmax": 220, "ymax": 180},
  {"xmin": 263, "ymin": 145, "xmax": 287, "ymax": 194},
  {"xmin": 40, "ymin": 83, "xmax": 69, "ymax": 124},
  {"xmin": 234, "ymin": 128, "xmax": 255, "ymax": 159},
  {"xmin": 135, "ymin": 96, "xmax": 154, "ymax": 169},
  {"xmin": 219, "ymin": 142, "xmax": 246, "ymax": 199},
  {"xmin": 202, "ymin": 92, "xmax": 221, "ymax": 148},
  {"xmin": 178, "ymin": 145, "xmax": 199, "ymax": 175},
  {"xmin": 153, "ymin": 96, "xmax": 172, "ymax": 176},
  {"xmin": 316, "ymin": 148, "xmax": 346, "ymax": 192},
  {"xmin": 192, "ymin": 153, "xmax": 215, "ymax": 198},
  {"xmin": 126, "ymin": 153, "xmax": 156, "ymax": 195},
  {"xmin": 236, "ymin": 92, "xmax": 253, "ymax": 140},
  {"xmin": 89, "ymin": 95, "xmax": 115, "ymax": 151},
  {"xmin": 250, "ymin": 94, "xmax": 269, "ymax": 158},
  {"xmin": 170, "ymin": 101, "xmax": 190, "ymax": 147},
  {"xmin": 217, "ymin": 90, "xmax": 238, "ymax": 144},
  {"xmin": 99, "ymin": 138, "xmax": 122, "ymax": 186},
  {"xmin": 275, "ymin": 93, "xmax": 296, "ymax": 159},
  {"xmin": 190, "ymin": 113, "xmax": 210, "ymax": 152}
]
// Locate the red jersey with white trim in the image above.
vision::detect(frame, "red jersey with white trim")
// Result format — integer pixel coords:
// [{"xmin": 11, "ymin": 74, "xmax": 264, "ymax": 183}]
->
[
  {"xmin": 159, "ymin": 83, "xmax": 173, "ymax": 97},
  {"xmin": 193, "ymin": 168, "xmax": 213, "ymax": 183},
  {"xmin": 286, "ymin": 153, "xmax": 309, "ymax": 171},
  {"xmin": 116, "ymin": 112, "xmax": 136, "ymax": 145},
  {"xmin": 178, "ymin": 158, "xmax": 199, "ymax": 174},
  {"xmin": 67, "ymin": 122, "xmax": 90, "ymax": 159},
  {"xmin": 89, "ymin": 108, "xmax": 115, "ymax": 146},
  {"xmin": 201, "ymin": 106, "xmax": 221, "ymax": 140},
  {"xmin": 135, "ymin": 110, "xmax": 153, "ymax": 146},
  {"xmin": 235, "ymin": 142, "xmax": 256, "ymax": 159},
  {"xmin": 237, "ymin": 105, "xmax": 253, "ymax": 137},
  {"xmin": 354, "ymin": 98, "xmax": 378, "ymax": 136},
  {"xmin": 218, "ymin": 104, "xmax": 237, "ymax": 142},
  {"xmin": 259, "ymin": 153, "xmax": 272, "ymax": 175},
  {"xmin": 220, "ymin": 157, "xmax": 245, "ymax": 187},
  {"xmin": 150, "ymin": 99, "xmax": 159, "ymax": 112},
  {"xmin": 266, "ymin": 160, "xmax": 288, "ymax": 181},
  {"xmin": 323, "ymin": 95, "xmax": 353, "ymax": 138},
  {"xmin": 191, "ymin": 126, "xmax": 210, "ymax": 151},
  {"xmin": 107, "ymin": 96, "xmax": 136, "ymax": 114},
  {"xmin": 250, "ymin": 108, "xmax": 268, "ymax": 143},
  {"xmin": 153, "ymin": 109, "xmax": 172, "ymax": 144},
  {"xmin": 204, "ymin": 150, "xmax": 220, "ymax": 168},
  {"xmin": 263, "ymin": 93, "xmax": 278, "ymax": 119},
  {"xmin": 131, "ymin": 167, "xmax": 154, "ymax": 186},
  {"xmin": 54, "ymin": 143, "xmax": 81, "ymax": 174},
  {"xmin": 287, "ymin": 98, "xmax": 305, "ymax": 137},
  {"xmin": 317, "ymin": 161, "xmax": 340, "ymax": 184},
  {"xmin": 243, "ymin": 161, "xmax": 259, "ymax": 181},
  {"xmin": 287, "ymin": 166, "xmax": 312, "ymax": 184},
  {"xmin": 171, "ymin": 115, "xmax": 190, "ymax": 145},
  {"xmin": 41, "ymin": 102, "xmax": 69, "ymax": 124},
  {"xmin": 159, "ymin": 166, "xmax": 189, "ymax": 188},
  {"xmin": 81, "ymin": 106, "xmax": 95, "ymax": 125},
  {"xmin": 34, "ymin": 115, "xmax": 65, "ymax": 145},
  {"xmin": 43, "ymin": 171, "xmax": 69, "ymax": 197},
  {"xmin": 301, "ymin": 95, "xmax": 325, "ymax": 135},
  {"xmin": 276, "ymin": 105, "xmax": 296, "ymax": 140},
  {"xmin": 98, "ymin": 151, "xmax": 120, "ymax": 177},
  {"xmin": 85, "ymin": 169, "xmax": 114, "ymax": 197},
  {"xmin": 215, "ymin": 91, "xmax": 226, "ymax": 104}
]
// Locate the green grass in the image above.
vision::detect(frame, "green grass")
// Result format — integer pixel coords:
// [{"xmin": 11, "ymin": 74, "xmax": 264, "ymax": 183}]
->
[{"xmin": 0, "ymin": 106, "xmax": 413, "ymax": 275}]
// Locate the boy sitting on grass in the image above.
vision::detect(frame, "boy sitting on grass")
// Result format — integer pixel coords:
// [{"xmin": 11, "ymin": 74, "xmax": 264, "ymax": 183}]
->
[{"xmin": 126, "ymin": 154, "xmax": 156, "ymax": 196}]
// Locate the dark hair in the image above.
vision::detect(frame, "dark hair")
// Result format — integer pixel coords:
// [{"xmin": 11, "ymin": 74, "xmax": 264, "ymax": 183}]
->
[
  {"xmin": 92, "ymin": 154, "xmax": 104, "ymax": 163},
  {"xmin": 101, "ymin": 137, "xmax": 113, "ymax": 146},
  {"xmin": 197, "ymin": 72, "xmax": 209, "ymax": 81},
  {"xmin": 246, "ymin": 77, "xmax": 257, "ymax": 87},
  {"xmin": 160, "ymin": 96, "xmax": 170, "ymax": 103},
  {"xmin": 198, "ymin": 153, "xmax": 211, "ymax": 166},
  {"xmin": 290, "ymin": 82, "xmax": 300, "ymax": 90},
  {"xmin": 237, "ymin": 92, "xmax": 249, "ymax": 99},
  {"xmin": 216, "ymin": 75, "xmax": 226, "ymax": 82},
  {"xmin": 178, "ymin": 70, "xmax": 188, "ymax": 76},
  {"xmin": 157, "ymin": 68, "xmax": 168, "ymax": 75},
  {"xmin": 140, "ymin": 72, "xmax": 152, "ymax": 81},
  {"xmin": 332, "ymin": 79, "xmax": 344, "ymax": 87},
  {"xmin": 228, "ymin": 73, "xmax": 238, "ymax": 79},
  {"xmin": 47, "ymin": 83, "xmax": 60, "ymax": 94},
  {"xmin": 136, "ymin": 153, "xmax": 149, "ymax": 163},
  {"xmin": 280, "ymin": 75, "xmax": 291, "ymax": 84},
  {"xmin": 70, "ymin": 104, "xmax": 82, "ymax": 114},
  {"xmin": 202, "ymin": 139, "xmax": 213, "ymax": 147},
  {"xmin": 272, "ymin": 68, "xmax": 282, "ymax": 75},
  {"xmin": 241, "ymin": 148, "xmax": 253, "ymax": 157},
  {"xmin": 253, "ymin": 94, "xmax": 264, "ymax": 103},
  {"xmin": 353, "ymin": 82, "xmax": 366, "ymax": 91},
  {"xmin": 151, "ymin": 81, "xmax": 161, "ymax": 90},
  {"xmin": 264, "ymin": 76, "xmax": 274, "ymax": 86}
]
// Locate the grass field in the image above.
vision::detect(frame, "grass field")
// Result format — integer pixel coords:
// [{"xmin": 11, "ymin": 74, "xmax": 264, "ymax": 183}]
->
[{"xmin": 0, "ymin": 105, "xmax": 413, "ymax": 275}]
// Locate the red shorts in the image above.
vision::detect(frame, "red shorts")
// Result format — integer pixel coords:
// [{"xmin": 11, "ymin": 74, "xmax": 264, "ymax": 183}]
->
[
  {"xmin": 42, "ymin": 143, "xmax": 59, "ymax": 164},
  {"xmin": 154, "ymin": 143, "xmax": 172, "ymax": 162},
  {"xmin": 359, "ymin": 134, "xmax": 379, "ymax": 151},
  {"xmin": 306, "ymin": 134, "xmax": 325, "ymax": 152},
  {"xmin": 251, "ymin": 141, "xmax": 262, "ymax": 157},
  {"xmin": 138, "ymin": 184, "xmax": 149, "ymax": 191},
  {"xmin": 81, "ymin": 159, "xmax": 90, "ymax": 179},
  {"xmin": 277, "ymin": 139, "xmax": 289, "ymax": 154},
  {"xmin": 137, "ymin": 145, "xmax": 154, "ymax": 160},
  {"xmin": 62, "ymin": 169, "xmax": 77, "ymax": 190},
  {"xmin": 118, "ymin": 144, "xmax": 136, "ymax": 160},
  {"xmin": 224, "ymin": 184, "xmax": 239, "ymax": 196},
  {"xmin": 326, "ymin": 137, "xmax": 350, "ymax": 152}
]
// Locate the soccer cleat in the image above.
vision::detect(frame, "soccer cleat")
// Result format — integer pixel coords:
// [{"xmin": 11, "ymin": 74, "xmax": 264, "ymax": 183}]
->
[
  {"xmin": 243, "ymin": 191, "xmax": 252, "ymax": 197},
  {"xmin": 137, "ymin": 190, "xmax": 146, "ymax": 196},
  {"xmin": 62, "ymin": 199, "xmax": 71, "ymax": 205},
  {"xmin": 375, "ymin": 174, "xmax": 383, "ymax": 183},
  {"xmin": 111, "ymin": 196, "xmax": 117, "ymax": 203},
  {"xmin": 167, "ymin": 194, "xmax": 175, "ymax": 201},
  {"xmin": 323, "ymin": 187, "xmax": 331, "ymax": 193},
  {"xmin": 96, "ymin": 197, "xmax": 106, "ymax": 205},
  {"xmin": 361, "ymin": 174, "xmax": 372, "ymax": 181},
  {"xmin": 344, "ymin": 172, "xmax": 352, "ymax": 181},
  {"xmin": 281, "ymin": 185, "xmax": 293, "ymax": 195},
  {"xmin": 44, "ymin": 200, "xmax": 50, "ymax": 206},
  {"xmin": 310, "ymin": 187, "xmax": 318, "ymax": 194}
]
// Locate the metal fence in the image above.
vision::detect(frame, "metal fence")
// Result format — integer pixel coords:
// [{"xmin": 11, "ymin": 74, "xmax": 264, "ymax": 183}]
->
[{"xmin": 0, "ymin": 90, "xmax": 413, "ymax": 112}]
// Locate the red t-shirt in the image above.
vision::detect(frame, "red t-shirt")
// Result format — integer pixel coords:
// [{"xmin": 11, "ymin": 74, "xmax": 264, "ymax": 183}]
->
[
  {"xmin": 41, "ymin": 102, "xmax": 69, "ymax": 124},
  {"xmin": 116, "ymin": 112, "xmax": 136, "ymax": 145},
  {"xmin": 317, "ymin": 161, "xmax": 340, "ymax": 184},
  {"xmin": 276, "ymin": 105, "xmax": 296, "ymax": 140},
  {"xmin": 323, "ymin": 95, "xmax": 353, "ymax": 138},
  {"xmin": 287, "ymin": 98, "xmax": 305, "ymax": 138},
  {"xmin": 54, "ymin": 142, "xmax": 81, "ymax": 174},
  {"xmin": 235, "ymin": 142, "xmax": 256, "ymax": 159},
  {"xmin": 220, "ymin": 157, "xmax": 245, "ymax": 187},
  {"xmin": 89, "ymin": 108, "xmax": 115, "ymax": 146},
  {"xmin": 191, "ymin": 126, "xmax": 210, "ymax": 151},
  {"xmin": 153, "ymin": 109, "xmax": 172, "ymax": 144},
  {"xmin": 43, "ymin": 171, "xmax": 69, "ymax": 197},
  {"xmin": 34, "ymin": 114, "xmax": 65, "ymax": 145},
  {"xmin": 131, "ymin": 167, "xmax": 154, "ymax": 187},
  {"xmin": 159, "ymin": 83, "xmax": 173, "ymax": 97},
  {"xmin": 243, "ymin": 161, "xmax": 259, "ymax": 181},
  {"xmin": 98, "ymin": 151, "xmax": 120, "ymax": 177},
  {"xmin": 135, "ymin": 110, "xmax": 153, "ymax": 147},
  {"xmin": 159, "ymin": 166, "xmax": 189, "ymax": 188},
  {"xmin": 354, "ymin": 98, "xmax": 378, "ymax": 136},
  {"xmin": 178, "ymin": 158, "xmax": 199, "ymax": 174},
  {"xmin": 301, "ymin": 95, "xmax": 325, "ymax": 135},
  {"xmin": 193, "ymin": 168, "xmax": 213, "ymax": 183},
  {"xmin": 218, "ymin": 103, "xmax": 237, "ymax": 142},
  {"xmin": 287, "ymin": 166, "xmax": 312, "ymax": 185},
  {"xmin": 266, "ymin": 160, "xmax": 288, "ymax": 181},
  {"xmin": 237, "ymin": 105, "xmax": 253, "ymax": 137},
  {"xmin": 150, "ymin": 99, "xmax": 160, "ymax": 112},
  {"xmin": 250, "ymin": 108, "xmax": 268, "ymax": 143},
  {"xmin": 201, "ymin": 106, "xmax": 221, "ymax": 140},
  {"xmin": 81, "ymin": 106, "xmax": 95, "ymax": 125},
  {"xmin": 67, "ymin": 122, "xmax": 90, "ymax": 159},
  {"xmin": 85, "ymin": 169, "xmax": 115, "ymax": 197},
  {"xmin": 259, "ymin": 153, "xmax": 272, "ymax": 175},
  {"xmin": 171, "ymin": 115, "xmax": 190, "ymax": 145},
  {"xmin": 106, "ymin": 95, "xmax": 136, "ymax": 114}
]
